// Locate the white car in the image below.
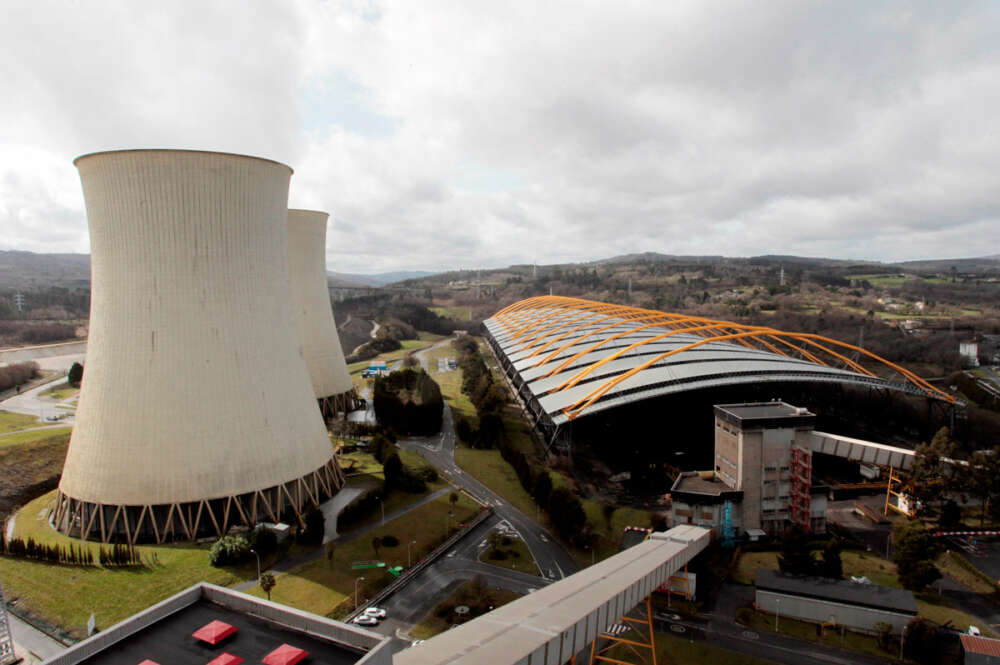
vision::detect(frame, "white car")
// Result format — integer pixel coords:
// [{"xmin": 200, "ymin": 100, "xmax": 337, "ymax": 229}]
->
[
  {"xmin": 353, "ymin": 615, "xmax": 378, "ymax": 626},
  {"xmin": 969, "ymin": 626, "xmax": 982, "ymax": 636},
  {"xmin": 364, "ymin": 607, "xmax": 387, "ymax": 620}
]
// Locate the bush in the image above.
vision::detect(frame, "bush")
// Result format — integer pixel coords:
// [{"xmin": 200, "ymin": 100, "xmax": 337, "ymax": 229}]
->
[
  {"xmin": 0, "ymin": 361, "xmax": 39, "ymax": 392},
  {"xmin": 210, "ymin": 535, "xmax": 251, "ymax": 567},
  {"xmin": 248, "ymin": 525, "xmax": 278, "ymax": 557},
  {"xmin": 299, "ymin": 506, "xmax": 325, "ymax": 546},
  {"xmin": 381, "ymin": 535, "xmax": 400, "ymax": 547},
  {"xmin": 373, "ymin": 369, "xmax": 444, "ymax": 436},
  {"xmin": 67, "ymin": 361, "xmax": 83, "ymax": 388}
]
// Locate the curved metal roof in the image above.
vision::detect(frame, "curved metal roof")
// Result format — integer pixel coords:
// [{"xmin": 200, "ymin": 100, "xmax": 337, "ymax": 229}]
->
[{"xmin": 485, "ymin": 296, "xmax": 954, "ymax": 425}]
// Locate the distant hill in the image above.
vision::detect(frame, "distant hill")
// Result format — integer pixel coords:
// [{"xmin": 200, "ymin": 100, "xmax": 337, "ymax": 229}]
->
[
  {"xmin": 0, "ymin": 250, "xmax": 90, "ymax": 290},
  {"xmin": 327, "ymin": 270, "xmax": 438, "ymax": 287},
  {"xmin": 594, "ymin": 252, "xmax": 725, "ymax": 265},
  {"xmin": 893, "ymin": 256, "xmax": 1000, "ymax": 274}
]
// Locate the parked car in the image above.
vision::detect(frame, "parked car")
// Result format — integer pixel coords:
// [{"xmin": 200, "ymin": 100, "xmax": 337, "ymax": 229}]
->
[
  {"xmin": 353, "ymin": 615, "xmax": 378, "ymax": 626},
  {"xmin": 363, "ymin": 607, "xmax": 387, "ymax": 620}
]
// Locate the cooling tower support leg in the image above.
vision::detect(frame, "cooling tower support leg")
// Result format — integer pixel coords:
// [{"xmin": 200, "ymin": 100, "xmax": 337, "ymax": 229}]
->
[{"xmin": 52, "ymin": 457, "xmax": 344, "ymax": 544}]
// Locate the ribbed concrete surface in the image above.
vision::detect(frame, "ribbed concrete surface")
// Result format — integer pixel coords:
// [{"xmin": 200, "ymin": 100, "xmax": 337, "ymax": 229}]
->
[
  {"xmin": 60, "ymin": 150, "xmax": 335, "ymax": 505},
  {"xmin": 287, "ymin": 209, "xmax": 353, "ymax": 399}
]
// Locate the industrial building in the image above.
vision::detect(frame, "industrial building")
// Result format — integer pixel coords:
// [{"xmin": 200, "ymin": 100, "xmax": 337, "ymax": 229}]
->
[
  {"xmin": 40, "ymin": 583, "xmax": 391, "ymax": 665},
  {"xmin": 755, "ymin": 569, "xmax": 918, "ymax": 634},
  {"xmin": 287, "ymin": 209, "xmax": 357, "ymax": 417},
  {"xmin": 55, "ymin": 150, "xmax": 343, "ymax": 543},
  {"xmin": 670, "ymin": 402, "xmax": 829, "ymax": 537},
  {"xmin": 485, "ymin": 296, "xmax": 955, "ymax": 451}
]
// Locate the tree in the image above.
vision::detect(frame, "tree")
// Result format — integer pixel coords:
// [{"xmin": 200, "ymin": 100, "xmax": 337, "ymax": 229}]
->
[
  {"xmin": 938, "ymin": 499, "xmax": 961, "ymax": 529},
  {"xmin": 906, "ymin": 428, "xmax": 962, "ymax": 517},
  {"xmin": 547, "ymin": 488, "xmax": 586, "ymax": 543},
  {"xmin": 818, "ymin": 540, "xmax": 843, "ymax": 579},
  {"xmin": 449, "ymin": 492, "xmax": 459, "ymax": 511},
  {"xmin": 777, "ymin": 524, "xmax": 815, "ymax": 576},
  {"xmin": 969, "ymin": 446, "xmax": 1000, "ymax": 526},
  {"xmin": 532, "ymin": 472, "xmax": 552, "ymax": 509},
  {"xmin": 383, "ymin": 452, "xmax": 404, "ymax": 489},
  {"xmin": 67, "ymin": 362, "xmax": 83, "ymax": 387},
  {"xmin": 299, "ymin": 505, "xmax": 325, "ymax": 546},
  {"xmin": 259, "ymin": 571, "xmax": 276, "ymax": 601},
  {"xmin": 893, "ymin": 520, "xmax": 941, "ymax": 591},
  {"xmin": 372, "ymin": 536, "xmax": 381, "ymax": 558}
]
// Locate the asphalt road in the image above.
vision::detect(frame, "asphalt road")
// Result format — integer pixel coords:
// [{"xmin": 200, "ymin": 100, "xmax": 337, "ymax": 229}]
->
[{"xmin": 399, "ymin": 402, "xmax": 580, "ymax": 583}]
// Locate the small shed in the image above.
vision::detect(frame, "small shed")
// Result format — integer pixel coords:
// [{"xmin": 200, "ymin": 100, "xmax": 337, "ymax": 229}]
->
[
  {"xmin": 755, "ymin": 569, "xmax": 917, "ymax": 633},
  {"xmin": 961, "ymin": 634, "xmax": 1000, "ymax": 665}
]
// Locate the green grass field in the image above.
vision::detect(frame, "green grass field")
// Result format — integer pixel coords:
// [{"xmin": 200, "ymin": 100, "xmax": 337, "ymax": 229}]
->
[
  {"xmin": 430, "ymin": 305, "xmax": 472, "ymax": 322},
  {"xmin": 479, "ymin": 534, "xmax": 540, "ymax": 576},
  {"xmin": 0, "ymin": 491, "xmax": 257, "ymax": 637},
  {"xmin": 39, "ymin": 382, "xmax": 80, "ymax": 401},
  {"xmin": 410, "ymin": 581, "xmax": 521, "ymax": 640},
  {"xmin": 0, "ymin": 410, "xmax": 45, "ymax": 434},
  {"xmin": 0, "ymin": 426, "xmax": 72, "ymax": 449},
  {"xmin": 245, "ymin": 493, "xmax": 482, "ymax": 617},
  {"xmin": 346, "ymin": 333, "xmax": 446, "ymax": 375}
]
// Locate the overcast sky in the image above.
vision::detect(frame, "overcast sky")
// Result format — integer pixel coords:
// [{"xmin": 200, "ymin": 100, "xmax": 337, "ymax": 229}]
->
[{"xmin": 2, "ymin": 2, "xmax": 998, "ymax": 273}]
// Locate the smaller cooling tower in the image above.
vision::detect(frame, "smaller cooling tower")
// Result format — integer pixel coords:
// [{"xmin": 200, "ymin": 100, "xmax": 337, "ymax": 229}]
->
[
  {"xmin": 54, "ymin": 149, "xmax": 344, "ymax": 544},
  {"xmin": 287, "ymin": 209, "xmax": 357, "ymax": 417}
]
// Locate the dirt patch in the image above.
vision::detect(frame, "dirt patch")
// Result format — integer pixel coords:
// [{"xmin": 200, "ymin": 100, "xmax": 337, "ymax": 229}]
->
[{"xmin": 0, "ymin": 433, "xmax": 69, "ymax": 527}]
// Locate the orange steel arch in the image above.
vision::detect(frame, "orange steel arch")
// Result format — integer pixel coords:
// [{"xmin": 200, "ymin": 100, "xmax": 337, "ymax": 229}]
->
[{"xmin": 489, "ymin": 296, "xmax": 956, "ymax": 420}]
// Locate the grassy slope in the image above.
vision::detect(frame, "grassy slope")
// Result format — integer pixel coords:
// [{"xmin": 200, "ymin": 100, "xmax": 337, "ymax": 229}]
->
[
  {"xmin": 0, "ymin": 491, "xmax": 255, "ymax": 636},
  {"xmin": 245, "ymin": 493, "xmax": 481, "ymax": 617},
  {"xmin": 0, "ymin": 410, "xmax": 45, "ymax": 434},
  {"xmin": 410, "ymin": 580, "xmax": 522, "ymax": 640},
  {"xmin": 479, "ymin": 535, "xmax": 540, "ymax": 576},
  {"xmin": 0, "ymin": 426, "xmax": 72, "ymax": 449}
]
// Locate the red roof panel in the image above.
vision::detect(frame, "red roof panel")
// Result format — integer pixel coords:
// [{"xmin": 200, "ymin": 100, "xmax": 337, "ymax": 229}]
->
[
  {"xmin": 206, "ymin": 653, "xmax": 244, "ymax": 665},
  {"xmin": 192, "ymin": 620, "xmax": 238, "ymax": 645},
  {"xmin": 961, "ymin": 634, "xmax": 1000, "ymax": 657},
  {"xmin": 262, "ymin": 644, "xmax": 309, "ymax": 665}
]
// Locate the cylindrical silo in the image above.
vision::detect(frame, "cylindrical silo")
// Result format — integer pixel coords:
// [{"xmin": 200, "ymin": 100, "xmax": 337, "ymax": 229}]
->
[
  {"xmin": 287, "ymin": 209, "xmax": 357, "ymax": 418},
  {"xmin": 54, "ymin": 149, "xmax": 343, "ymax": 544}
]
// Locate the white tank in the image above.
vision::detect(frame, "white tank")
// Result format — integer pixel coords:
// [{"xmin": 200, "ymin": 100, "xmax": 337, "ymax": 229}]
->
[
  {"xmin": 55, "ymin": 149, "xmax": 342, "ymax": 543},
  {"xmin": 287, "ymin": 209, "xmax": 355, "ymax": 416}
]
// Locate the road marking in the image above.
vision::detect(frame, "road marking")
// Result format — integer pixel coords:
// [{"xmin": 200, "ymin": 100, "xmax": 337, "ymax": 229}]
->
[
  {"xmin": 741, "ymin": 630, "xmax": 759, "ymax": 640},
  {"xmin": 669, "ymin": 624, "xmax": 686, "ymax": 634}
]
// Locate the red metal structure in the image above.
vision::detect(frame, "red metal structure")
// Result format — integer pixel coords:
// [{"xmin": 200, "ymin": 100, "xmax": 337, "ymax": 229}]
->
[{"xmin": 789, "ymin": 447, "xmax": 812, "ymax": 532}]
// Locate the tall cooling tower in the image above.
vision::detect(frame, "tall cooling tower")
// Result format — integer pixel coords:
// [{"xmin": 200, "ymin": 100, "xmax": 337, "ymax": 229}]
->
[
  {"xmin": 287, "ymin": 209, "xmax": 357, "ymax": 418},
  {"xmin": 54, "ymin": 149, "xmax": 344, "ymax": 544}
]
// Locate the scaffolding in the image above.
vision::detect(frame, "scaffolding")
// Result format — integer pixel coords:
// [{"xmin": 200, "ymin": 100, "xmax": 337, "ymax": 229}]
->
[
  {"xmin": 0, "ymin": 578, "xmax": 15, "ymax": 665},
  {"xmin": 789, "ymin": 446, "xmax": 812, "ymax": 532},
  {"xmin": 884, "ymin": 466, "xmax": 914, "ymax": 517}
]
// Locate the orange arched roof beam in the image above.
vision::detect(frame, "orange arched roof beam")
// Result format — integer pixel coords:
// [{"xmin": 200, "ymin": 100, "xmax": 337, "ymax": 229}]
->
[
  {"xmin": 562, "ymin": 330, "xmax": 812, "ymax": 420},
  {"xmin": 526, "ymin": 313, "xmax": 673, "ymax": 362},
  {"xmin": 520, "ymin": 311, "xmax": 652, "ymax": 355},
  {"xmin": 530, "ymin": 311, "xmax": 743, "ymax": 371},
  {"xmin": 508, "ymin": 300, "xmax": 643, "ymax": 340},
  {"xmin": 540, "ymin": 317, "xmax": 723, "ymax": 379},
  {"xmin": 549, "ymin": 323, "xmax": 787, "ymax": 393},
  {"xmin": 558, "ymin": 330, "xmax": 954, "ymax": 420}
]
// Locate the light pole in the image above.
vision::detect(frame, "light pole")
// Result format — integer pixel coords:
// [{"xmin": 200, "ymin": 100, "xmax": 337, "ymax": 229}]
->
[
  {"xmin": 250, "ymin": 548, "xmax": 261, "ymax": 581},
  {"xmin": 355, "ymin": 576, "xmax": 365, "ymax": 609},
  {"xmin": 407, "ymin": 540, "xmax": 417, "ymax": 568},
  {"xmin": 377, "ymin": 496, "xmax": 385, "ymax": 525},
  {"xmin": 775, "ymin": 598, "xmax": 780, "ymax": 632}
]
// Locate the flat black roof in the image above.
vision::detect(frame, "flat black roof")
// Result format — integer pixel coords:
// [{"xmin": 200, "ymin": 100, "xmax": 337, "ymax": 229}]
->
[
  {"xmin": 715, "ymin": 402, "xmax": 815, "ymax": 430},
  {"xmin": 76, "ymin": 600, "xmax": 364, "ymax": 665},
  {"xmin": 755, "ymin": 569, "xmax": 917, "ymax": 615}
]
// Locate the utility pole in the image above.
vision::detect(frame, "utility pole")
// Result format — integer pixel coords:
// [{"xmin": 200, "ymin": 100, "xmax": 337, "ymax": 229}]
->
[{"xmin": 12, "ymin": 293, "xmax": 24, "ymax": 314}]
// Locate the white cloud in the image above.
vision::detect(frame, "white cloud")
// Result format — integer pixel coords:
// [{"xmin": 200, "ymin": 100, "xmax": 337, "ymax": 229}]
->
[{"xmin": 1, "ymin": 1, "xmax": 998, "ymax": 270}]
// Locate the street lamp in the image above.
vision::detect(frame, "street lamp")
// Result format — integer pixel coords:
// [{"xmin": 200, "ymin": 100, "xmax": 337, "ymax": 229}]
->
[
  {"xmin": 407, "ymin": 540, "xmax": 417, "ymax": 568},
  {"xmin": 775, "ymin": 598, "xmax": 780, "ymax": 631},
  {"xmin": 355, "ymin": 576, "xmax": 365, "ymax": 609},
  {"xmin": 250, "ymin": 548, "xmax": 261, "ymax": 581},
  {"xmin": 376, "ymin": 495, "xmax": 385, "ymax": 525}
]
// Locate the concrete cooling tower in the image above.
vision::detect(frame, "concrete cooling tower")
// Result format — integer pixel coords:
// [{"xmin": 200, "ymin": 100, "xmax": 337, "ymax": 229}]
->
[
  {"xmin": 287, "ymin": 209, "xmax": 357, "ymax": 418},
  {"xmin": 54, "ymin": 149, "xmax": 344, "ymax": 544}
]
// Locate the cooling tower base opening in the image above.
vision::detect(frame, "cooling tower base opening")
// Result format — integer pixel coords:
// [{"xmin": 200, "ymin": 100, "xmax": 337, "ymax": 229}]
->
[
  {"xmin": 319, "ymin": 389, "xmax": 362, "ymax": 420},
  {"xmin": 52, "ymin": 456, "xmax": 345, "ymax": 544}
]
